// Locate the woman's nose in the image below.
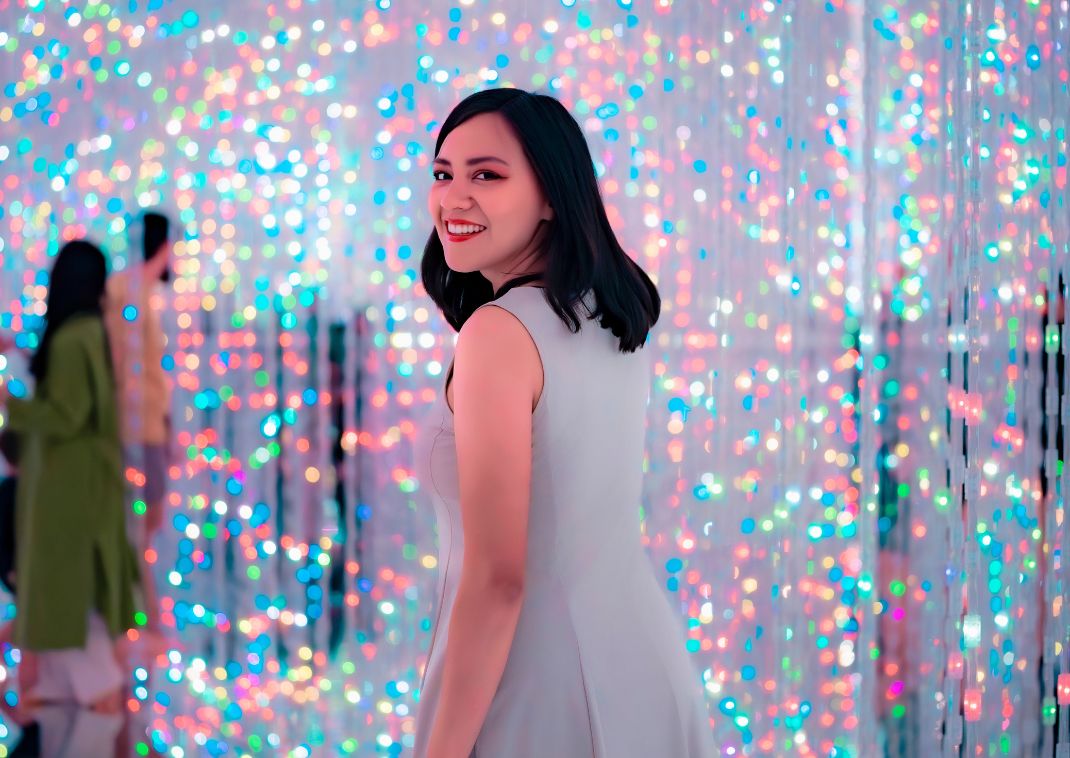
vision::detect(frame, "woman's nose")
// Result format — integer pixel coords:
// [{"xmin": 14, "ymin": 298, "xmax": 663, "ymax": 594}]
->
[{"xmin": 441, "ymin": 179, "xmax": 473, "ymax": 211}]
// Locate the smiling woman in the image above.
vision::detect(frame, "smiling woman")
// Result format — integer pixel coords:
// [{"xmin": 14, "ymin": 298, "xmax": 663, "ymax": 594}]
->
[
  {"xmin": 428, "ymin": 114, "xmax": 552, "ymax": 290},
  {"xmin": 415, "ymin": 89, "xmax": 714, "ymax": 758}
]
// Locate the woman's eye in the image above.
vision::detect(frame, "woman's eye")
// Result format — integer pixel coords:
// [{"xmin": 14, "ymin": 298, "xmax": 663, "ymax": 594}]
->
[
  {"xmin": 474, "ymin": 170, "xmax": 500, "ymax": 181},
  {"xmin": 432, "ymin": 170, "xmax": 450, "ymax": 181}
]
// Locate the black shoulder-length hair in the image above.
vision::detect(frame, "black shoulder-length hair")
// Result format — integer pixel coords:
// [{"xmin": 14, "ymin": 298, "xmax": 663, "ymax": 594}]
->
[
  {"xmin": 30, "ymin": 239, "xmax": 109, "ymax": 382},
  {"xmin": 420, "ymin": 88, "xmax": 660, "ymax": 353}
]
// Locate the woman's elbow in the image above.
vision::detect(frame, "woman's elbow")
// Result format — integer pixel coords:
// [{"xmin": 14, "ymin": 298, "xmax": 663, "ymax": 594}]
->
[
  {"xmin": 468, "ymin": 564, "xmax": 525, "ymax": 605},
  {"xmin": 490, "ymin": 573, "xmax": 525, "ymax": 604}
]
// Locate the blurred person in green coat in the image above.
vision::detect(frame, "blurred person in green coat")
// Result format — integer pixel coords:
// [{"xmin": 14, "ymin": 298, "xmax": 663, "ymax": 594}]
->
[{"xmin": 0, "ymin": 239, "xmax": 138, "ymax": 719}]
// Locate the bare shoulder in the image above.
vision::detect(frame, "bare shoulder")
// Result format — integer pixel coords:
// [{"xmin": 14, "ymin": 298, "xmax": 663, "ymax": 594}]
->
[
  {"xmin": 460, "ymin": 303, "xmax": 530, "ymax": 347},
  {"xmin": 454, "ymin": 304, "xmax": 543, "ymax": 406},
  {"xmin": 106, "ymin": 270, "xmax": 129, "ymax": 297}
]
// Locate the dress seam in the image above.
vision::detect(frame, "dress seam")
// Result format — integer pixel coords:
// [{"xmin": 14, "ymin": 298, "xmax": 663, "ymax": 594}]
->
[{"xmin": 574, "ymin": 631, "xmax": 601, "ymax": 758}]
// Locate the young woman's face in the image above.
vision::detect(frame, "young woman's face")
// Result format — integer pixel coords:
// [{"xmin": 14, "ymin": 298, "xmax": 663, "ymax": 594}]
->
[{"xmin": 429, "ymin": 112, "xmax": 553, "ymax": 289}]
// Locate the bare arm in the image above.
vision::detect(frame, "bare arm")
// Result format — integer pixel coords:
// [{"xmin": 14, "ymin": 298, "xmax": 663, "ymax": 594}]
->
[
  {"xmin": 424, "ymin": 305, "xmax": 543, "ymax": 758},
  {"xmin": 102, "ymin": 281, "xmax": 127, "ymax": 376}
]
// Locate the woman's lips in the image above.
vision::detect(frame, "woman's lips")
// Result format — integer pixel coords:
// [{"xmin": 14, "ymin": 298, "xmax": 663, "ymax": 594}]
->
[{"xmin": 444, "ymin": 227, "xmax": 485, "ymax": 243}]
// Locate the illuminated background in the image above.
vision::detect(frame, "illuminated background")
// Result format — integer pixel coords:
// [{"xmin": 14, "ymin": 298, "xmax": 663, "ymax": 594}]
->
[{"xmin": 0, "ymin": 0, "xmax": 1068, "ymax": 755}]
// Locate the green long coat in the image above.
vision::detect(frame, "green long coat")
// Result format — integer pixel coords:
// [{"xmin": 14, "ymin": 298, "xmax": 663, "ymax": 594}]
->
[{"xmin": 6, "ymin": 315, "xmax": 138, "ymax": 650}]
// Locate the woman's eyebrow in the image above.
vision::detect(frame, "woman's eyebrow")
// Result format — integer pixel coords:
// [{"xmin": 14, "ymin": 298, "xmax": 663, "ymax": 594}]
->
[{"xmin": 432, "ymin": 156, "xmax": 510, "ymax": 167}]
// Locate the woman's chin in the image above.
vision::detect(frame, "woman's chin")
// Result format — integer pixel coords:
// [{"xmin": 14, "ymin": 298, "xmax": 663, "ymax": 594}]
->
[{"xmin": 444, "ymin": 255, "xmax": 481, "ymax": 274}]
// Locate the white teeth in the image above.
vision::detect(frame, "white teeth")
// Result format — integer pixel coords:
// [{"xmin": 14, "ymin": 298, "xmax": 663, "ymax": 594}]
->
[{"xmin": 446, "ymin": 222, "xmax": 486, "ymax": 235}]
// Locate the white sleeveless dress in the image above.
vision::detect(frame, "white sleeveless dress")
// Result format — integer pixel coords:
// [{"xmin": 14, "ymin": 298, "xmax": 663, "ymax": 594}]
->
[{"xmin": 414, "ymin": 286, "xmax": 715, "ymax": 757}]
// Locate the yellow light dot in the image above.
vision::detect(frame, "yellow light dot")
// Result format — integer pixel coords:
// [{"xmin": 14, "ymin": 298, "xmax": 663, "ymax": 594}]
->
[{"xmin": 305, "ymin": 467, "xmax": 320, "ymax": 484}]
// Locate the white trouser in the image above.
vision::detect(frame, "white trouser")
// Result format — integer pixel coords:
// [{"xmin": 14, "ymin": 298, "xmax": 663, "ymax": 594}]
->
[
  {"xmin": 30, "ymin": 612, "xmax": 122, "ymax": 707},
  {"xmin": 34, "ymin": 704, "xmax": 123, "ymax": 758}
]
